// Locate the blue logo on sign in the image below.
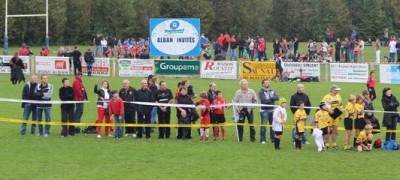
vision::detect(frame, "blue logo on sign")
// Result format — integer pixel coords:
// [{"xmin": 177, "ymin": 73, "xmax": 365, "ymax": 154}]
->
[{"xmin": 170, "ymin": 21, "xmax": 179, "ymax": 29}]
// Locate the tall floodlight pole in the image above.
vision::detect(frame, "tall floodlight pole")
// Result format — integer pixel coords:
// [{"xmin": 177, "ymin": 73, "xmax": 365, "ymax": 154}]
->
[
  {"xmin": 45, "ymin": 0, "xmax": 49, "ymax": 48},
  {"xmin": 4, "ymin": 0, "xmax": 9, "ymax": 55}
]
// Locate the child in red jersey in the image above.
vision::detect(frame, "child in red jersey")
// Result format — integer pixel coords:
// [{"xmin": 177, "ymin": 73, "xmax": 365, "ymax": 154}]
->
[
  {"xmin": 109, "ymin": 90, "xmax": 124, "ymax": 138},
  {"xmin": 197, "ymin": 91, "xmax": 211, "ymax": 142},
  {"xmin": 212, "ymin": 90, "xmax": 231, "ymax": 141}
]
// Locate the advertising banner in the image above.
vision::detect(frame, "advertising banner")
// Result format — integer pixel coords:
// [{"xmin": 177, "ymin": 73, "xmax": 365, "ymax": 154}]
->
[
  {"xmin": 149, "ymin": 18, "xmax": 201, "ymax": 56},
  {"xmin": 119, "ymin": 59, "xmax": 154, "ymax": 77},
  {"xmin": 239, "ymin": 61, "xmax": 276, "ymax": 80},
  {"xmin": 282, "ymin": 62, "xmax": 320, "ymax": 82},
  {"xmin": 379, "ymin": 64, "xmax": 400, "ymax": 84},
  {"xmin": 0, "ymin": 56, "xmax": 30, "ymax": 74},
  {"xmin": 154, "ymin": 60, "xmax": 200, "ymax": 75},
  {"xmin": 330, "ymin": 63, "xmax": 368, "ymax": 83},
  {"xmin": 35, "ymin": 56, "xmax": 69, "ymax": 75},
  {"xmin": 200, "ymin": 60, "xmax": 237, "ymax": 79},
  {"xmin": 82, "ymin": 58, "xmax": 110, "ymax": 76}
]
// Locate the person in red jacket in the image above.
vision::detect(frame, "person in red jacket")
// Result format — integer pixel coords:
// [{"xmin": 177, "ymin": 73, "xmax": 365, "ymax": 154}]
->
[
  {"xmin": 18, "ymin": 43, "xmax": 29, "ymax": 56},
  {"xmin": 197, "ymin": 91, "xmax": 211, "ymax": 142},
  {"xmin": 367, "ymin": 70, "xmax": 376, "ymax": 101},
  {"xmin": 109, "ymin": 90, "xmax": 125, "ymax": 139},
  {"xmin": 72, "ymin": 72, "xmax": 87, "ymax": 132},
  {"xmin": 211, "ymin": 90, "xmax": 230, "ymax": 141}
]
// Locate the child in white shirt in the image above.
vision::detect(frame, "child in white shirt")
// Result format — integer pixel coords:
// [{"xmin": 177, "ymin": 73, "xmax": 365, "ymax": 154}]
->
[{"xmin": 272, "ymin": 98, "xmax": 287, "ymax": 150}]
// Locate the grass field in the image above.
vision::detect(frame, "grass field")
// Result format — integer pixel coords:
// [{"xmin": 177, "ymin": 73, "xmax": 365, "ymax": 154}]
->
[{"xmin": 0, "ymin": 44, "xmax": 400, "ymax": 179}]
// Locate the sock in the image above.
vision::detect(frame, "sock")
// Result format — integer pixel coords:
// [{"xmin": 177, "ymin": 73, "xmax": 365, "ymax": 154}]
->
[
  {"xmin": 274, "ymin": 138, "xmax": 279, "ymax": 149},
  {"xmin": 326, "ymin": 143, "xmax": 330, "ymax": 148},
  {"xmin": 353, "ymin": 138, "xmax": 357, "ymax": 148},
  {"xmin": 332, "ymin": 142, "xmax": 337, "ymax": 147},
  {"xmin": 298, "ymin": 140, "xmax": 302, "ymax": 149},
  {"xmin": 214, "ymin": 127, "xmax": 219, "ymax": 139},
  {"xmin": 277, "ymin": 138, "xmax": 281, "ymax": 149},
  {"xmin": 205, "ymin": 128, "xmax": 209, "ymax": 137},
  {"xmin": 221, "ymin": 127, "xmax": 225, "ymax": 139},
  {"xmin": 200, "ymin": 128, "xmax": 204, "ymax": 140}
]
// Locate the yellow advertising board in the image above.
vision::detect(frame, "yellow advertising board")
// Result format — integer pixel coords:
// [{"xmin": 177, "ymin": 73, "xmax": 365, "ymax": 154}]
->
[{"xmin": 239, "ymin": 61, "xmax": 276, "ymax": 80}]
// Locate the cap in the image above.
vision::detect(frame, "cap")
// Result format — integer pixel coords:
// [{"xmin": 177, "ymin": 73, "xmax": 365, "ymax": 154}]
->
[
  {"xmin": 279, "ymin": 98, "xmax": 287, "ymax": 104},
  {"xmin": 331, "ymin": 85, "xmax": 341, "ymax": 91},
  {"xmin": 319, "ymin": 102, "xmax": 326, "ymax": 109}
]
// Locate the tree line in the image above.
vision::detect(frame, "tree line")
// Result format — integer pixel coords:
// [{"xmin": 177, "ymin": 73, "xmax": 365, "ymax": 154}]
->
[{"xmin": 0, "ymin": 0, "xmax": 399, "ymax": 46}]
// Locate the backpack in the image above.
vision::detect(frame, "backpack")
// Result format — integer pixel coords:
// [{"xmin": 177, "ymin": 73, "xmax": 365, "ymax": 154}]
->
[
  {"xmin": 82, "ymin": 126, "xmax": 97, "ymax": 134},
  {"xmin": 382, "ymin": 140, "xmax": 399, "ymax": 150}
]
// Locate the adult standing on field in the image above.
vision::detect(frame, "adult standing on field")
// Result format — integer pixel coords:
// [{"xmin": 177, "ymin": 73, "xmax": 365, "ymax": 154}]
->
[
  {"xmin": 34, "ymin": 75, "xmax": 53, "ymax": 137},
  {"xmin": 234, "ymin": 79, "xmax": 258, "ymax": 142},
  {"xmin": 155, "ymin": 81, "xmax": 174, "ymax": 139},
  {"xmin": 290, "ymin": 84, "xmax": 311, "ymax": 144},
  {"xmin": 84, "ymin": 48, "xmax": 95, "ymax": 76},
  {"xmin": 59, "ymin": 78, "xmax": 75, "ymax": 137},
  {"xmin": 93, "ymin": 33, "xmax": 102, "ymax": 57},
  {"xmin": 20, "ymin": 75, "xmax": 38, "ymax": 135},
  {"xmin": 321, "ymin": 85, "xmax": 343, "ymax": 149},
  {"xmin": 135, "ymin": 80, "xmax": 155, "ymax": 139},
  {"xmin": 381, "ymin": 87, "xmax": 399, "ymax": 141},
  {"xmin": 119, "ymin": 79, "xmax": 137, "ymax": 137},
  {"xmin": 73, "ymin": 72, "xmax": 87, "ymax": 133},
  {"xmin": 375, "ymin": 39, "xmax": 381, "ymax": 64},
  {"xmin": 71, "ymin": 45, "xmax": 83, "ymax": 76},
  {"xmin": 388, "ymin": 37, "xmax": 397, "ymax": 63},
  {"xmin": 207, "ymin": 83, "xmax": 218, "ymax": 139},
  {"xmin": 258, "ymin": 79, "xmax": 279, "ymax": 144}
]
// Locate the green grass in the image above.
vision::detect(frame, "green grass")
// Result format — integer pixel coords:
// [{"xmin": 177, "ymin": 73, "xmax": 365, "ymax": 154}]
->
[
  {"xmin": 0, "ymin": 44, "xmax": 399, "ymax": 179},
  {"xmin": 0, "ymin": 74, "xmax": 399, "ymax": 179}
]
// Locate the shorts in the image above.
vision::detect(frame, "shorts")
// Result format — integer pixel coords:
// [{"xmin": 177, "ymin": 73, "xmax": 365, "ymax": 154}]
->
[
  {"xmin": 330, "ymin": 118, "xmax": 340, "ymax": 126},
  {"xmin": 354, "ymin": 118, "xmax": 366, "ymax": 130},
  {"xmin": 320, "ymin": 127, "xmax": 328, "ymax": 135},
  {"xmin": 344, "ymin": 118, "xmax": 353, "ymax": 130},
  {"xmin": 274, "ymin": 131, "xmax": 283, "ymax": 136},
  {"xmin": 215, "ymin": 114, "xmax": 226, "ymax": 124}
]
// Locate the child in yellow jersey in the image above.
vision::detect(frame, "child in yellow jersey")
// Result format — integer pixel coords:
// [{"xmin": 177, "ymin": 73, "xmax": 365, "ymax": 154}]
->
[
  {"xmin": 356, "ymin": 124, "xmax": 373, "ymax": 152},
  {"xmin": 314, "ymin": 102, "xmax": 332, "ymax": 151},
  {"xmin": 344, "ymin": 94, "xmax": 356, "ymax": 150},
  {"xmin": 321, "ymin": 85, "xmax": 343, "ymax": 149},
  {"xmin": 354, "ymin": 95, "xmax": 366, "ymax": 147},
  {"xmin": 294, "ymin": 101, "xmax": 307, "ymax": 150}
]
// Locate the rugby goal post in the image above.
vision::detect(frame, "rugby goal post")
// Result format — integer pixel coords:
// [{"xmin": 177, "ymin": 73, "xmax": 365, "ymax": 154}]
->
[{"xmin": 3, "ymin": 0, "xmax": 49, "ymax": 55}]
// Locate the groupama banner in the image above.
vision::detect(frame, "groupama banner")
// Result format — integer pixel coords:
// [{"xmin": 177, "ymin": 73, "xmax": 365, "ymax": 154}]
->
[
  {"xmin": 154, "ymin": 60, "xmax": 200, "ymax": 75},
  {"xmin": 149, "ymin": 18, "xmax": 201, "ymax": 56}
]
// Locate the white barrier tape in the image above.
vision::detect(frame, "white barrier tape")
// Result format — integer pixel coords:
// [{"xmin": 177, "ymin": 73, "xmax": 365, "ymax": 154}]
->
[{"xmin": 0, "ymin": 97, "xmax": 398, "ymax": 114}]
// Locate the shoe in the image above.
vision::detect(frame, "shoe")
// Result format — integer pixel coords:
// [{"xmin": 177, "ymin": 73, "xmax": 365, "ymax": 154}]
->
[
  {"xmin": 132, "ymin": 134, "xmax": 137, "ymax": 138},
  {"xmin": 107, "ymin": 134, "xmax": 113, "ymax": 137},
  {"xmin": 61, "ymin": 136, "xmax": 65, "ymax": 138},
  {"xmin": 125, "ymin": 134, "xmax": 130, "ymax": 137},
  {"xmin": 44, "ymin": 133, "xmax": 49, "ymax": 138},
  {"xmin": 305, "ymin": 141, "xmax": 310, "ymax": 145},
  {"xmin": 97, "ymin": 135, "xmax": 101, "ymax": 138},
  {"xmin": 332, "ymin": 146, "xmax": 338, "ymax": 150},
  {"xmin": 261, "ymin": 141, "xmax": 266, "ymax": 144}
]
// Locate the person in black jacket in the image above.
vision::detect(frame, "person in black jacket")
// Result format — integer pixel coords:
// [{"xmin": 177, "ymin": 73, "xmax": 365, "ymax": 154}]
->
[
  {"xmin": 289, "ymin": 84, "xmax": 311, "ymax": 144},
  {"xmin": 9, "ymin": 52, "xmax": 25, "ymax": 85},
  {"xmin": 34, "ymin": 75, "xmax": 53, "ymax": 137},
  {"xmin": 135, "ymin": 79, "xmax": 154, "ymax": 139},
  {"xmin": 84, "ymin": 48, "xmax": 95, "ymax": 76},
  {"xmin": 20, "ymin": 75, "xmax": 38, "ymax": 135},
  {"xmin": 59, "ymin": 78, "xmax": 75, "ymax": 137},
  {"xmin": 176, "ymin": 87, "xmax": 194, "ymax": 140},
  {"xmin": 207, "ymin": 83, "xmax": 218, "ymax": 138},
  {"xmin": 381, "ymin": 87, "xmax": 399, "ymax": 141},
  {"xmin": 155, "ymin": 81, "xmax": 173, "ymax": 139},
  {"xmin": 119, "ymin": 79, "xmax": 136, "ymax": 137}
]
